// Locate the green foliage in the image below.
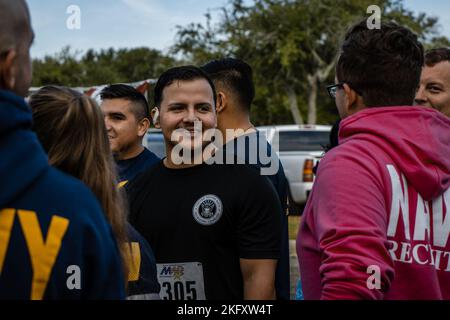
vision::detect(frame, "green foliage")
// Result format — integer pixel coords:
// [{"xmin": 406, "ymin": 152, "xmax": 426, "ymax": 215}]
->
[
  {"xmin": 32, "ymin": 0, "xmax": 450, "ymax": 125},
  {"xmin": 424, "ymin": 36, "xmax": 450, "ymax": 51},
  {"xmin": 32, "ymin": 46, "xmax": 176, "ymax": 87},
  {"xmin": 172, "ymin": 0, "xmax": 450, "ymax": 125}
]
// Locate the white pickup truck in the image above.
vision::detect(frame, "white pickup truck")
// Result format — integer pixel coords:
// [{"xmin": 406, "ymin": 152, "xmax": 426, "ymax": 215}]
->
[
  {"xmin": 257, "ymin": 125, "xmax": 331, "ymax": 207},
  {"xmin": 145, "ymin": 125, "xmax": 331, "ymax": 207}
]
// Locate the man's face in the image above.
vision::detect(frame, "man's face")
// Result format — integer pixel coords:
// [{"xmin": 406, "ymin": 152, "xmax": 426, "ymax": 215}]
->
[
  {"xmin": 101, "ymin": 98, "xmax": 143, "ymax": 156},
  {"xmin": 158, "ymin": 78, "xmax": 216, "ymax": 152},
  {"xmin": 334, "ymin": 77, "xmax": 347, "ymax": 119},
  {"xmin": 0, "ymin": 19, "xmax": 33, "ymax": 97},
  {"xmin": 15, "ymin": 29, "xmax": 33, "ymax": 97},
  {"xmin": 415, "ymin": 61, "xmax": 450, "ymax": 117}
]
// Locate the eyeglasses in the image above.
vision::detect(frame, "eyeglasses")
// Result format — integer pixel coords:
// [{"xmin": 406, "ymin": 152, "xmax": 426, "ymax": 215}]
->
[
  {"xmin": 327, "ymin": 83, "xmax": 363, "ymax": 99},
  {"xmin": 326, "ymin": 83, "xmax": 345, "ymax": 99}
]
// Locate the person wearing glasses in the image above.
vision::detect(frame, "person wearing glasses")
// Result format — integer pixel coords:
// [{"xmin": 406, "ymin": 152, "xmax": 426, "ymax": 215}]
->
[{"xmin": 297, "ymin": 20, "xmax": 450, "ymax": 299}]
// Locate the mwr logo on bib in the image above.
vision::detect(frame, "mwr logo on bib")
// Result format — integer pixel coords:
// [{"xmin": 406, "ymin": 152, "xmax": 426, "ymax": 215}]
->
[
  {"xmin": 192, "ymin": 194, "xmax": 223, "ymax": 226},
  {"xmin": 157, "ymin": 262, "xmax": 206, "ymax": 300}
]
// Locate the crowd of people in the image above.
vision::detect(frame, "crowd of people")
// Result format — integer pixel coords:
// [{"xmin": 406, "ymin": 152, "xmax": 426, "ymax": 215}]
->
[{"xmin": 0, "ymin": 0, "xmax": 449, "ymax": 300}]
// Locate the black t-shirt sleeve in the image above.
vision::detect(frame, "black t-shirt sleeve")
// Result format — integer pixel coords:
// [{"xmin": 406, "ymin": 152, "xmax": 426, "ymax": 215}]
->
[
  {"xmin": 235, "ymin": 169, "xmax": 282, "ymax": 259},
  {"xmin": 124, "ymin": 162, "xmax": 160, "ymax": 226}
]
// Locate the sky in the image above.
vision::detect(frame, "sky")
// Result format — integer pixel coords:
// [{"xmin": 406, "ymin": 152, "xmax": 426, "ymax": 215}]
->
[{"xmin": 28, "ymin": 0, "xmax": 450, "ymax": 59}]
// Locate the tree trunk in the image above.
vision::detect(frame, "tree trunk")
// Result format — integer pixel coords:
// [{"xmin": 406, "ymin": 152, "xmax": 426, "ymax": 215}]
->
[
  {"xmin": 307, "ymin": 74, "xmax": 318, "ymax": 125},
  {"xmin": 285, "ymin": 85, "xmax": 303, "ymax": 125},
  {"xmin": 308, "ymin": 50, "xmax": 337, "ymax": 125}
]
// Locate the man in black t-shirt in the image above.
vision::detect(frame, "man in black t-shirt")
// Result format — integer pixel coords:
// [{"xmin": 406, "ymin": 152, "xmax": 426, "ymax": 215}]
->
[
  {"xmin": 100, "ymin": 84, "xmax": 159, "ymax": 187},
  {"xmin": 127, "ymin": 66, "xmax": 281, "ymax": 300}
]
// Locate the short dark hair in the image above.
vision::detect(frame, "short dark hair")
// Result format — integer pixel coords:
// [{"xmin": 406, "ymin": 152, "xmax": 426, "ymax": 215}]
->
[
  {"xmin": 201, "ymin": 58, "xmax": 255, "ymax": 112},
  {"xmin": 336, "ymin": 20, "xmax": 424, "ymax": 107},
  {"xmin": 154, "ymin": 65, "xmax": 216, "ymax": 108},
  {"xmin": 100, "ymin": 84, "xmax": 149, "ymax": 121},
  {"xmin": 425, "ymin": 48, "xmax": 450, "ymax": 67}
]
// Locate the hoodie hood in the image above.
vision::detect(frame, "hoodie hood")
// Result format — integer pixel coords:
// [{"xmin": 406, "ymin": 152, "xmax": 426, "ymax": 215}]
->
[
  {"xmin": 0, "ymin": 89, "xmax": 49, "ymax": 208},
  {"xmin": 339, "ymin": 106, "xmax": 450, "ymax": 200}
]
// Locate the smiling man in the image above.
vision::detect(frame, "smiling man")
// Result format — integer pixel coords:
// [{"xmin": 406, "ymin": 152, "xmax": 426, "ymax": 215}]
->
[
  {"xmin": 126, "ymin": 66, "xmax": 282, "ymax": 300},
  {"xmin": 415, "ymin": 48, "xmax": 450, "ymax": 117},
  {"xmin": 100, "ymin": 84, "xmax": 159, "ymax": 186}
]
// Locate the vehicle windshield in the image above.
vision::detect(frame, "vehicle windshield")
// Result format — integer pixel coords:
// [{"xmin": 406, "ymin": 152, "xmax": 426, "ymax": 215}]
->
[
  {"xmin": 145, "ymin": 132, "xmax": 166, "ymax": 158},
  {"xmin": 275, "ymin": 131, "xmax": 330, "ymax": 152}
]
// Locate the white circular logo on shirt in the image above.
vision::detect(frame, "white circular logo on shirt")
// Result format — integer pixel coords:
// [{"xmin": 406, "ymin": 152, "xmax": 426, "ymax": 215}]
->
[{"xmin": 192, "ymin": 194, "xmax": 223, "ymax": 226}]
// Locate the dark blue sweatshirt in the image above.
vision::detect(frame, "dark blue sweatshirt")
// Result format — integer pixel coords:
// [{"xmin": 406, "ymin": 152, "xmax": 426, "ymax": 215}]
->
[
  {"xmin": 0, "ymin": 90, "xmax": 125, "ymax": 299},
  {"xmin": 126, "ymin": 224, "xmax": 160, "ymax": 300},
  {"xmin": 116, "ymin": 148, "xmax": 159, "ymax": 187}
]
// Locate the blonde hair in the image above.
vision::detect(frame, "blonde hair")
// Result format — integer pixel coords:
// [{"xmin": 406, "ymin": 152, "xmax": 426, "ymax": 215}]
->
[{"xmin": 30, "ymin": 85, "xmax": 129, "ymax": 279}]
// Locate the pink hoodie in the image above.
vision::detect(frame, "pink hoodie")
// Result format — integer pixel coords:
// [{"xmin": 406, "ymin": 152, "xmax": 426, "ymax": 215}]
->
[{"xmin": 297, "ymin": 106, "xmax": 450, "ymax": 300}]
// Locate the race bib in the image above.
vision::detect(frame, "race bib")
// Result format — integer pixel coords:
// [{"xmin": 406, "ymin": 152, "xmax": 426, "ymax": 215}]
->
[{"xmin": 157, "ymin": 262, "xmax": 206, "ymax": 300}]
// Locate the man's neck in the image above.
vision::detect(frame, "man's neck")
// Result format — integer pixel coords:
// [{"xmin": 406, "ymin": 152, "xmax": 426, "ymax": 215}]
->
[
  {"xmin": 115, "ymin": 144, "xmax": 144, "ymax": 161},
  {"xmin": 164, "ymin": 145, "xmax": 203, "ymax": 169},
  {"xmin": 218, "ymin": 117, "xmax": 256, "ymax": 144},
  {"xmin": 163, "ymin": 157, "xmax": 200, "ymax": 169}
]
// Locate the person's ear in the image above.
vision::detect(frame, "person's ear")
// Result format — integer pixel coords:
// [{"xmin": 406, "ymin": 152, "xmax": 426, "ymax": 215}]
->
[
  {"xmin": 216, "ymin": 92, "xmax": 227, "ymax": 114},
  {"xmin": 0, "ymin": 50, "xmax": 17, "ymax": 90},
  {"xmin": 138, "ymin": 117, "xmax": 150, "ymax": 137},
  {"xmin": 342, "ymin": 83, "xmax": 359, "ymax": 114},
  {"xmin": 151, "ymin": 107, "xmax": 161, "ymax": 129}
]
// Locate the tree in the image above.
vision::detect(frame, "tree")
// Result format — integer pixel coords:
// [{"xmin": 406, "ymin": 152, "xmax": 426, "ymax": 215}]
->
[
  {"xmin": 424, "ymin": 36, "xmax": 450, "ymax": 51},
  {"xmin": 32, "ymin": 47, "xmax": 176, "ymax": 88},
  {"xmin": 32, "ymin": 46, "xmax": 85, "ymax": 87},
  {"xmin": 173, "ymin": 0, "xmax": 449, "ymax": 125}
]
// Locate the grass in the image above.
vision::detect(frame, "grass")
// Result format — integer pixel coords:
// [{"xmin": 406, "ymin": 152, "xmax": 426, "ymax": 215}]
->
[{"xmin": 288, "ymin": 215, "xmax": 301, "ymax": 240}]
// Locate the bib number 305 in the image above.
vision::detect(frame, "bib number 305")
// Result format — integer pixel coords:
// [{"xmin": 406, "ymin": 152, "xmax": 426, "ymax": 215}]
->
[
  {"xmin": 161, "ymin": 280, "xmax": 197, "ymax": 300},
  {"xmin": 157, "ymin": 262, "xmax": 206, "ymax": 300}
]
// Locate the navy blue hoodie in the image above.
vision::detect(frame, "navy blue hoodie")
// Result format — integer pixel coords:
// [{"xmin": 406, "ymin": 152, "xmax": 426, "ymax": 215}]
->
[
  {"xmin": 0, "ymin": 90, "xmax": 125, "ymax": 299},
  {"xmin": 126, "ymin": 224, "xmax": 160, "ymax": 300},
  {"xmin": 116, "ymin": 148, "xmax": 160, "ymax": 187}
]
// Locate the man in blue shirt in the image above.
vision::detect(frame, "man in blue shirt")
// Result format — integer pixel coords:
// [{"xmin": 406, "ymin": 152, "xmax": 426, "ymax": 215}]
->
[
  {"xmin": 100, "ymin": 84, "xmax": 159, "ymax": 186},
  {"xmin": 201, "ymin": 58, "xmax": 291, "ymax": 300}
]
